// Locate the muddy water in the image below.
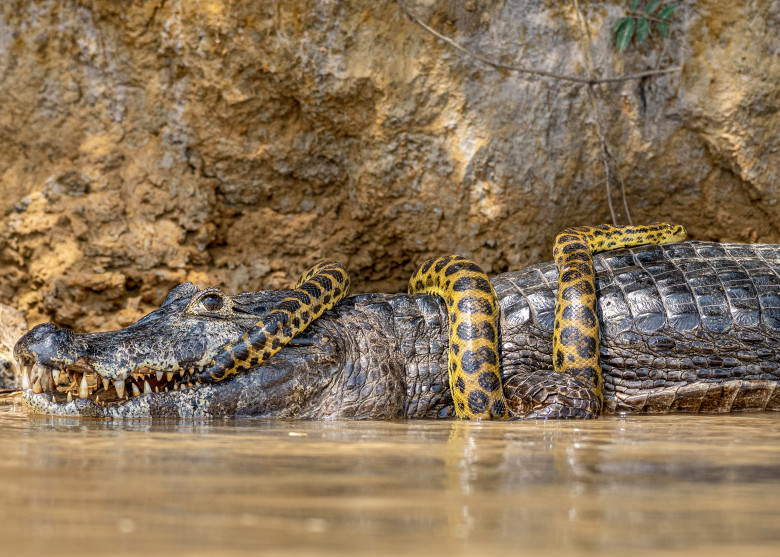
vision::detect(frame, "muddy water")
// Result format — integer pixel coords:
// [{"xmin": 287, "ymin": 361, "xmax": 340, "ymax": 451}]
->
[{"xmin": 1, "ymin": 405, "xmax": 779, "ymax": 557}]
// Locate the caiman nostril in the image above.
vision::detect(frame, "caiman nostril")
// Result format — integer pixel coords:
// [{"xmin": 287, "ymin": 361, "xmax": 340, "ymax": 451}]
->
[{"xmin": 14, "ymin": 322, "xmax": 77, "ymax": 367}]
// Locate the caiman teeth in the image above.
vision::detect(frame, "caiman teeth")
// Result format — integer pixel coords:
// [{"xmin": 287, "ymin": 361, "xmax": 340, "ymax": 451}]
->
[
  {"xmin": 21, "ymin": 358, "xmax": 203, "ymax": 406},
  {"xmin": 21, "ymin": 365, "xmax": 31, "ymax": 390},
  {"xmin": 79, "ymin": 375, "xmax": 89, "ymax": 398},
  {"xmin": 38, "ymin": 364, "xmax": 53, "ymax": 392}
]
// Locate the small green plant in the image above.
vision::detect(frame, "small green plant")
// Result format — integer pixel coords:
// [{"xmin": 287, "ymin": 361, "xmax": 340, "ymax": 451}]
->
[{"xmin": 614, "ymin": 0, "xmax": 677, "ymax": 51}]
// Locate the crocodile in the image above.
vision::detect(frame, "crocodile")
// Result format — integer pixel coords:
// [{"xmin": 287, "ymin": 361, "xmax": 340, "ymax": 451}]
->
[{"xmin": 14, "ymin": 240, "xmax": 780, "ymax": 418}]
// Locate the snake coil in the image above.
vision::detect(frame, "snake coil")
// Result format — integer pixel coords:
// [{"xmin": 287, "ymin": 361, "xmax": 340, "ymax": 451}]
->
[
  {"xmin": 197, "ymin": 222, "xmax": 686, "ymax": 420},
  {"xmin": 410, "ymin": 223, "xmax": 686, "ymax": 419}
]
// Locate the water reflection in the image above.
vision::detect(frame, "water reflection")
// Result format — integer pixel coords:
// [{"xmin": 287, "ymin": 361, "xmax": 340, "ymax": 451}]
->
[{"xmin": 1, "ymin": 404, "xmax": 779, "ymax": 556}]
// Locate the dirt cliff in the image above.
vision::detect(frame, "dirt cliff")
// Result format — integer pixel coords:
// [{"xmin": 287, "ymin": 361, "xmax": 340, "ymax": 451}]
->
[{"xmin": 1, "ymin": 0, "xmax": 778, "ymax": 336}]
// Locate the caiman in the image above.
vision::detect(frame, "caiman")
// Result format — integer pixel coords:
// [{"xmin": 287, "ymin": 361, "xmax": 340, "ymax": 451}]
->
[{"xmin": 13, "ymin": 224, "xmax": 780, "ymax": 419}]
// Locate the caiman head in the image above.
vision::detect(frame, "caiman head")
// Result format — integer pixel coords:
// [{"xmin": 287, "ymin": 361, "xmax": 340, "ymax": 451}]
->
[{"xmin": 13, "ymin": 282, "xmax": 385, "ymax": 418}]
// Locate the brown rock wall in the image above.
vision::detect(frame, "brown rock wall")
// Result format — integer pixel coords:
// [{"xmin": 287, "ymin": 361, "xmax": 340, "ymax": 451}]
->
[{"xmin": 0, "ymin": 0, "xmax": 777, "ymax": 332}]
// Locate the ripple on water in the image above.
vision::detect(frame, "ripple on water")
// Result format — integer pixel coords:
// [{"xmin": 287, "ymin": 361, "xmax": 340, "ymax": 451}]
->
[{"xmin": 0, "ymin": 404, "xmax": 779, "ymax": 556}]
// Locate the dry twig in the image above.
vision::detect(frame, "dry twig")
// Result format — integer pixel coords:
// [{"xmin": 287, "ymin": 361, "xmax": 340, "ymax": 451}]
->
[
  {"xmin": 572, "ymin": 0, "xmax": 633, "ymax": 225},
  {"xmin": 395, "ymin": 0, "xmax": 680, "ymax": 86},
  {"xmin": 396, "ymin": 0, "xmax": 681, "ymax": 225}
]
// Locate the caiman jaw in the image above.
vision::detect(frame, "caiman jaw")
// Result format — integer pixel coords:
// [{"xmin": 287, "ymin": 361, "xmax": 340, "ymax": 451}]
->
[{"xmin": 16, "ymin": 357, "xmax": 203, "ymax": 407}]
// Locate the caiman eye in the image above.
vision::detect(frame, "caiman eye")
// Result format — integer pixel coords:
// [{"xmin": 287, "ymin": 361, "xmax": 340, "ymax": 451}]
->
[{"xmin": 200, "ymin": 294, "xmax": 224, "ymax": 312}]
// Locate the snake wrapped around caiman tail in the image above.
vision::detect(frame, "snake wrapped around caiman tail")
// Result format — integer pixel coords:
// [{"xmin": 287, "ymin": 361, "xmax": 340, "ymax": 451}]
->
[
  {"xmin": 551, "ymin": 223, "xmax": 687, "ymax": 407},
  {"xmin": 409, "ymin": 255, "xmax": 508, "ymax": 419},
  {"xmin": 408, "ymin": 223, "xmax": 686, "ymax": 419}
]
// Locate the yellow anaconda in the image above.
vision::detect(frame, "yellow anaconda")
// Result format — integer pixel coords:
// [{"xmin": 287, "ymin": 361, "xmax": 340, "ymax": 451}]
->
[
  {"xmin": 195, "ymin": 261, "xmax": 350, "ymax": 383},
  {"xmin": 408, "ymin": 255, "xmax": 508, "ymax": 419},
  {"xmin": 552, "ymin": 223, "xmax": 686, "ymax": 403},
  {"xmin": 410, "ymin": 223, "xmax": 687, "ymax": 420},
  {"xmin": 197, "ymin": 223, "xmax": 686, "ymax": 420}
]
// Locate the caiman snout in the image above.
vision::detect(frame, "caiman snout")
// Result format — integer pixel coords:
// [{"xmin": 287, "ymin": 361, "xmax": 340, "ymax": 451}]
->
[
  {"xmin": 11, "ymin": 282, "xmax": 349, "ymax": 418},
  {"xmin": 12, "ymin": 306, "xmax": 249, "ymax": 411},
  {"xmin": 14, "ymin": 322, "xmax": 79, "ymax": 369}
]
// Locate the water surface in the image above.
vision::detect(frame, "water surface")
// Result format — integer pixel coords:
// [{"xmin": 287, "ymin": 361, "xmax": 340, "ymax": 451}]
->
[{"xmin": 1, "ymin": 404, "xmax": 779, "ymax": 556}]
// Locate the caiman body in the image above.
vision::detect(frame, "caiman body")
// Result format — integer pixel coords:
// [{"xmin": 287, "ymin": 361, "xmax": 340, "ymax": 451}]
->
[{"xmin": 15, "ymin": 241, "xmax": 780, "ymax": 418}]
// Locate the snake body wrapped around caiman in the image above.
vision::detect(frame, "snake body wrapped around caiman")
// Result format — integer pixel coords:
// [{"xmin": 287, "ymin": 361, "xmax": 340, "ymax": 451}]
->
[
  {"xmin": 197, "ymin": 223, "xmax": 686, "ymax": 420},
  {"xmin": 408, "ymin": 223, "xmax": 686, "ymax": 418}
]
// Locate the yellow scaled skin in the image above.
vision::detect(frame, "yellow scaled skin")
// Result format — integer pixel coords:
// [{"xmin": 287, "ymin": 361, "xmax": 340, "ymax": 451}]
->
[
  {"xmin": 552, "ymin": 223, "xmax": 687, "ymax": 404},
  {"xmin": 409, "ymin": 255, "xmax": 509, "ymax": 420}
]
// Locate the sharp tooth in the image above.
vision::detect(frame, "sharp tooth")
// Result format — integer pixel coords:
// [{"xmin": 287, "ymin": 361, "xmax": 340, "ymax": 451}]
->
[
  {"xmin": 154, "ymin": 386, "xmax": 159, "ymax": 393},
  {"xmin": 52, "ymin": 368, "xmax": 60, "ymax": 384},
  {"xmin": 21, "ymin": 366, "xmax": 31, "ymax": 390},
  {"xmin": 156, "ymin": 370, "xmax": 164, "ymax": 382},
  {"xmin": 79, "ymin": 375, "xmax": 89, "ymax": 398},
  {"xmin": 32, "ymin": 377, "xmax": 42, "ymax": 394},
  {"xmin": 114, "ymin": 380, "xmax": 125, "ymax": 398},
  {"xmin": 39, "ymin": 365, "xmax": 53, "ymax": 391},
  {"xmin": 131, "ymin": 383, "xmax": 140, "ymax": 397},
  {"xmin": 102, "ymin": 377, "xmax": 110, "ymax": 391},
  {"xmin": 166, "ymin": 371, "xmax": 174, "ymax": 381},
  {"xmin": 31, "ymin": 364, "xmax": 41, "ymax": 384},
  {"xmin": 143, "ymin": 380, "xmax": 152, "ymax": 394},
  {"xmin": 67, "ymin": 392, "xmax": 72, "ymax": 402},
  {"xmin": 173, "ymin": 383, "xmax": 179, "ymax": 391}
]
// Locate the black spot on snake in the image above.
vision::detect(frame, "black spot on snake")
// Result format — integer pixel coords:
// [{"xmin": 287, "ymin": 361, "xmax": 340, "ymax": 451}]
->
[
  {"xmin": 478, "ymin": 371, "xmax": 501, "ymax": 392},
  {"xmin": 456, "ymin": 321, "xmax": 496, "ymax": 342},
  {"xmin": 562, "ymin": 304, "xmax": 597, "ymax": 328},
  {"xmin": 457, "ymin": 296, "xmax": 494, "ymax": 316},
  {"xmin": 460, "ymin": 346, "xmax": 497, "ymax": 374},
  {"xmin": 452, "ymin": 276, "xmax": 492, "ymax": 294},
  {"xmin": 467, "ymin": 390, "xmax": 489, "ymax": 414}
]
